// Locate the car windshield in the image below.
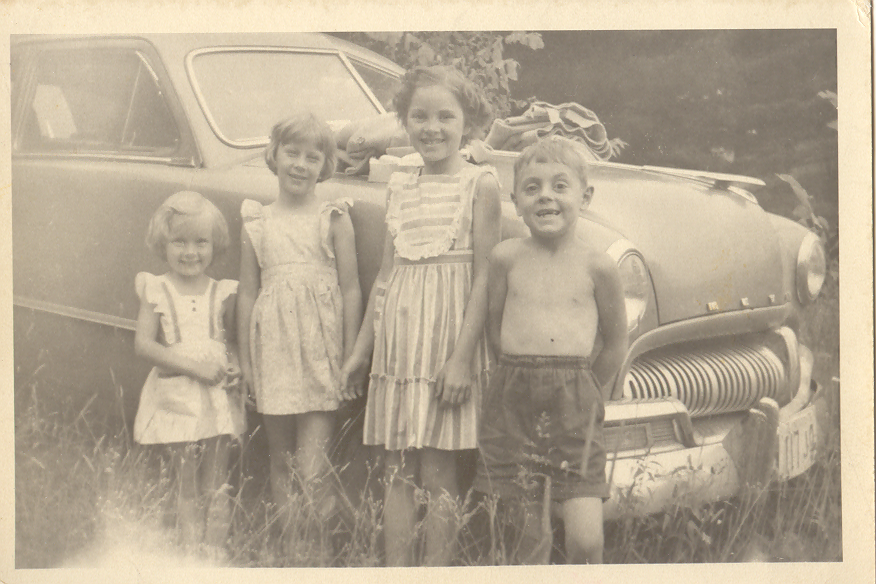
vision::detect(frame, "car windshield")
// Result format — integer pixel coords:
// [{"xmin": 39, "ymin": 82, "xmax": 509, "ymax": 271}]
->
[{"xmin": 188, "ymin": 49, "xmax": 393, "ymax": 146}]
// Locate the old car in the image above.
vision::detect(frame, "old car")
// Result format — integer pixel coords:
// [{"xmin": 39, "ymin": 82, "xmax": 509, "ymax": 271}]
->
[{"xmin": 11, "ymin": 33, "xmax": 832, "ymax": 520}]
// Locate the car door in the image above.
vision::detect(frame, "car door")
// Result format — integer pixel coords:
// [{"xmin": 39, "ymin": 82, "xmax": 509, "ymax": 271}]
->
[
  {"xmin": 12, "ymin": 38, "xmax": 201, "ymax": 328},
  {"xmin": 11, "ymin": 38, "xmax": 201, "ymax": 419}
]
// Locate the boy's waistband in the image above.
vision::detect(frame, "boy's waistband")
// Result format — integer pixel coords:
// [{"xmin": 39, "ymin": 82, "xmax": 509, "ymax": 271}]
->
[{"xmin": 499, "ymin": 353, "xmax": 591, "ymax": 369}]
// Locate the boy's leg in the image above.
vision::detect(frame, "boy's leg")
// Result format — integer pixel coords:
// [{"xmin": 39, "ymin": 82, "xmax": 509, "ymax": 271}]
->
[
  {"xmin": 560, "ymin": 496, "xmax": 604, "ymax": 564},
  {"xmin": 201, "ymin": 435, "xmax": 233, "ymax": 551},
  {"xmin": 420, "ymin": 447, "xmax": 460, "ymax": 566},
  {"xmin": 383, "ymin": 449, "xmax": 418, "ymax": 566},
  {"xmin": 507, "ymin": 475, "xmax": 553, "ymax": 565}
]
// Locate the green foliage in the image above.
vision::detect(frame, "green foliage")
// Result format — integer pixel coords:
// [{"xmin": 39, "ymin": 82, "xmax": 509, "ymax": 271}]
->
[{"xmin": 338, "ymin": 32, "xmax": 544, "ymax": 118}]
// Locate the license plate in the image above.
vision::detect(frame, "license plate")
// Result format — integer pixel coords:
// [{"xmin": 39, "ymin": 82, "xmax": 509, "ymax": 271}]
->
[{"xmin": 777, "ymin": 406, "xmax": 818, "ymax": 479}]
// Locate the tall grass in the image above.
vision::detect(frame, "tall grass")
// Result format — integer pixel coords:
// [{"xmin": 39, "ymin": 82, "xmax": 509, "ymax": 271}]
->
[{"xmin": 15, "ymin": 285, "xmax": 841, "ymax": 567}]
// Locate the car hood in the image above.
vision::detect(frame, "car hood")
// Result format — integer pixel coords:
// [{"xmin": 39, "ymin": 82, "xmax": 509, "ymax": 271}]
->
[
  {"xmin": 216, "ymin": 155, "xmax": 786, "ymax": 327},
  {"xmin": 585, "ymin": 164, "xmax": 785, "ymax": 325}
]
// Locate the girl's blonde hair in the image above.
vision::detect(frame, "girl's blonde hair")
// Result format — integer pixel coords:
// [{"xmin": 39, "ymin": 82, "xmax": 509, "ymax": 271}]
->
[
  {"xmin": 145, "ymin": 191, "xmax": 230, "ymax": 259},
  {"xmin": 392, "ymin": 65, "xmax": 493, "ymax": 144},
  {"xmin": 264, "ymin": 112, "xmax": 337, "ymax": 181}
]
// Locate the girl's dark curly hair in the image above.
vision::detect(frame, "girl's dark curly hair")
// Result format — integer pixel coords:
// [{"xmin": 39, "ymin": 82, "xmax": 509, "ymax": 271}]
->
[{"xmin": 392, "ymin": 66, "xmax": 493, "ymax": 144}]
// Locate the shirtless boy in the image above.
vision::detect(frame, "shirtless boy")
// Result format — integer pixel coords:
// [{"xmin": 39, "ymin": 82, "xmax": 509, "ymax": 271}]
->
[{"xmin": 474, "ymin": 136, "xmax": 628, "ymax": 564}]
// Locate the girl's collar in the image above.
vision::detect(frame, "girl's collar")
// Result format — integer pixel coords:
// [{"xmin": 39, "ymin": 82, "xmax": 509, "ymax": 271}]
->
[
  {"xmin": 418, "ymin": 160, "xmax": 474, "ymax": 179},
  {"xmin": 163, "ymin": 273, "xmax": 212, "ymax": 296}
]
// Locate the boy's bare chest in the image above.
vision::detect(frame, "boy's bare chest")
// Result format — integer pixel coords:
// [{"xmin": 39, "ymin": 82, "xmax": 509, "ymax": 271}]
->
[{"xmin": 508, "ymin": 259, "xmax": 595, "ymax": 305}]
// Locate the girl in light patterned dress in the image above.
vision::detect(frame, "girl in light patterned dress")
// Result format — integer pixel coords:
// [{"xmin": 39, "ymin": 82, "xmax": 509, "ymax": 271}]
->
[
  {"xmin": 340, "ymin": 66, "xmax": 502, "ymax": 566},
  {"xmin": 237, "ymin": 113, "xmax": 362, "ymax": 549},
  {"xmin": 133, "ymin": 191, "xmax": 244, "ymax": 556}
]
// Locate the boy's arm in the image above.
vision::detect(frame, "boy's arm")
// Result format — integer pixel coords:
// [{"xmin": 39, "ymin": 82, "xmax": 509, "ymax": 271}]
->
[
  {"xmin": 590, "ymin": 252, "xmax": 629, "ymax": 400},
  {"xmin": 487, "ymin": 244, "xmax": 510, "ymax": 356}
]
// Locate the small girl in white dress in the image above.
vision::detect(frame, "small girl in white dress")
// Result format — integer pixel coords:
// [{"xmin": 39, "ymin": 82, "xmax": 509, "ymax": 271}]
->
[
  {"xmin": 236, "ymin": 112, "xmax": 362, "ymax": 548},
  {"xmin": 133, "ymin": 191, "xmax": 245, "ymax": 555}
]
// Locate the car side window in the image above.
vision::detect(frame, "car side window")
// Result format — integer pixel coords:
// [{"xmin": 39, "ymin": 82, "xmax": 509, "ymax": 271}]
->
[
  {"xmin": 19, "ymin": 47, "xmax": 180, "ymax": 154},
  {"xmin": 348, "ymin": 59, "xmax": 401, "ymax": 112}
]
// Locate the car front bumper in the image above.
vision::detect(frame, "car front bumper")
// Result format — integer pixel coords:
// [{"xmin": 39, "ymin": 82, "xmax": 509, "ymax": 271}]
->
[{"xmin": 602, "ymin": 345, "xmax": 834, "ymax": 520}]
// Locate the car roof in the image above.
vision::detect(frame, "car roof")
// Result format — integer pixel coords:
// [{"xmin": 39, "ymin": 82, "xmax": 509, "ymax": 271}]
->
[{"xmin": 12, "ymin": 32, "xmax": 404, "ymax": 74}]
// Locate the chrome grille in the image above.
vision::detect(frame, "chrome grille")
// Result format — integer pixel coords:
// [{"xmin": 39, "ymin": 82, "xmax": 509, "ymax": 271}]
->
[{"xmin": 624, "ymin": 342, "xmax": 786, "ymax": 417}]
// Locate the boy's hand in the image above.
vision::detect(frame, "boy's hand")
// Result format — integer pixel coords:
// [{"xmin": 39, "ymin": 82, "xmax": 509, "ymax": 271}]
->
[
  {"xmin": 434, "ymin": 356, "xmax": 472, "ymax": 406},
  {"xmin": 338, "ymin": 354, "xmax": 369, "ymax": 401}
]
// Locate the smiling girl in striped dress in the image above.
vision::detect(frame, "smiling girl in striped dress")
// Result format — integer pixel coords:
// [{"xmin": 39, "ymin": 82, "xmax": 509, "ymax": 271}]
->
[{"xmin": 339, "ymin": 66, "xmax": 501, "ymax": 566}]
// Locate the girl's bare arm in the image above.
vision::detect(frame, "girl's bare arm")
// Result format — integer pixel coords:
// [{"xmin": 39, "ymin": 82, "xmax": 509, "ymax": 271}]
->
[
  {"xmin": 590, "ymin": 252, "xmax": 629, "ymax": 400},
  {"xmin": 436, "ymin": 172, "xmax": 502, "ymax": 405},
  {"xmin": 338, "ymin": 228, "xmax": 396, "ymax": 398},
  {"xmin": 236, "ymin": 227, "xmax": 260, "ymax": 395},
  {"xmin": 332, "ymin": 211, "xmax": 363, "ymax": 363}
]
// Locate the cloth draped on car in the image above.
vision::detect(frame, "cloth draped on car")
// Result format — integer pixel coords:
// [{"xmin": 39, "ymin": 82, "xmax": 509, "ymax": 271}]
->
[{"xmin": 484, "ymin": 101, "xmax": 614, "ymax": 160}]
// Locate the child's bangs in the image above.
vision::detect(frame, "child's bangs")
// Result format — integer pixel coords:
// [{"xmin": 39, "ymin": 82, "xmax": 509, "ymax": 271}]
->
[
  {"xmin": 278, "ymin": 121, "xmax": 333, "ymax": 155},
  {"xmin": 168, "ymin": 210, "xmax": 212, "ymax": 238}
]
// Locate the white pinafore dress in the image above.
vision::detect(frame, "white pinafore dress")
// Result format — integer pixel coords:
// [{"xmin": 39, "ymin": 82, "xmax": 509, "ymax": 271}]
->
[{"xmin": 133, "ymin": 273, "xmax": 245, "ymax": 444}]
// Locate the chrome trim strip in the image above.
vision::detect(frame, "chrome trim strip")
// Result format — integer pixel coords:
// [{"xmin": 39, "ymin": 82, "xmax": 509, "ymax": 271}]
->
[
  {"xmin": 13, "ymin": 152, "xmax": 183, "ymax": 165},
  {"xmin": 13, "ymin": 296, "xmax": 137, "ymax": 331},
  {"xmin": 610, "ymin": 305, "xmax": 789, "ymax": 399}
]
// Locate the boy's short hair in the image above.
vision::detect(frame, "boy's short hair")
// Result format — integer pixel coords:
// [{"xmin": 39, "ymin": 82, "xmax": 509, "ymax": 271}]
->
[
  {"xmin": 145, "ymin": 191, "xmax": 230, "ymax": 259},
  {"xmin": 265, "ymin": 112, "xmax": 337, "ymax": 181},
  {"xmin": 392, "ymin": 65, "xmax": 493, "ymax": 143},
  {"xmin": 513, "ymin": 136, "xmax": 592, "ymax": 194}
]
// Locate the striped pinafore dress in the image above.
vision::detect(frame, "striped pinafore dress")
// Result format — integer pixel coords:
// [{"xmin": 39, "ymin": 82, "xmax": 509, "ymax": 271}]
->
[{"xmin": 363, "ymin": 163, "xmax": 497, "ymax": 451}]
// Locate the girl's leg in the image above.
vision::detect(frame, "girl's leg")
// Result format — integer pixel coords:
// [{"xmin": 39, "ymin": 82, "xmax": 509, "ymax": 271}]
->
[
  {"xmin": 420, "ymin": 447, "xmax": 459, "ymax": 566},
  {"xmin": 295, "ymin": 411, "xmax": 336, "ymax": 561},
  {"xmin": 383, "ymin": 449, "xmax": 418, "ymax": 566},
  {"xmin": 560, "ymin": 497, "xmax": 604, "ymax": 564},
  {"xmin": 201, "ymin": 435, "xmax": 233, "ymax": 550},
  {"xmin": 295, "ymin": 411, "xmax": 334, "ymax": 488},
  {"xmin": 262, "ymin": 414, "xmax": 296, "ymax": 532},
  {"xmin": 169, "ymin": 442, "xmax": 201, "ymax": 550}
]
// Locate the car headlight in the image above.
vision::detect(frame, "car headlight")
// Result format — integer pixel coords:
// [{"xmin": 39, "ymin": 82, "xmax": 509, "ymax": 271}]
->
[
  {"xmin": 796, "ymin": 232, "xmax": 826, "ymax": 304},
  {"xmin": 617, "ymin": 252, "xmax": 650, "ymax": 335}
]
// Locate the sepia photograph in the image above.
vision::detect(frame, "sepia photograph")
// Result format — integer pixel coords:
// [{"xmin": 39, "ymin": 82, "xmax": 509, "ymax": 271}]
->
[{"xmin": 2, "ymin": 1, "xmax": 872, "ymax": 583}]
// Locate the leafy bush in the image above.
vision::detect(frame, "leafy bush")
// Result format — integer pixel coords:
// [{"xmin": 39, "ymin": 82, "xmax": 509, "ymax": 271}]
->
[{"xmin": 334, "ymin": 32, "xmax": 544, "ymax": 118}]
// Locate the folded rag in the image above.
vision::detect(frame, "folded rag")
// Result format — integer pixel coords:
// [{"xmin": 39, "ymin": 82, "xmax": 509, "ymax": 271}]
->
[{"xmin": 485, "ymin": 101, "xmax": 612, "ymax": 160}]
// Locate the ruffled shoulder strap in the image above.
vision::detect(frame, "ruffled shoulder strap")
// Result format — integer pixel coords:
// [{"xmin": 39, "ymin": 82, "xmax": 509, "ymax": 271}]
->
[
  {"xmin": 215, "ymin": 278, "xmax": 238, "ymax": 303},
  {"xmin": 241, "ymin": 199, "xmax": 265, "ymax": 264},
  {"xmin": 135, "ymin": 272, "xmax": 168, "ymax": 311},
  {"xmin": 319, "ymin": 198, "xmax": 353, "ymax": 260},
  {"xmin": 136, "ymin": 272, "xmax": 179, "ymax": 344}
]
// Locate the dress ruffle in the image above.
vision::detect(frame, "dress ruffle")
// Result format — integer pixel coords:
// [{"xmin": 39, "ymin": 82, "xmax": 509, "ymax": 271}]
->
[
  {"xmin": 318, "ymin": 198, "xmax": 353, "ymax": 260},
  {"xmin": 385, "ymin": 165, "xmax": 498, "ymax": 261}
]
